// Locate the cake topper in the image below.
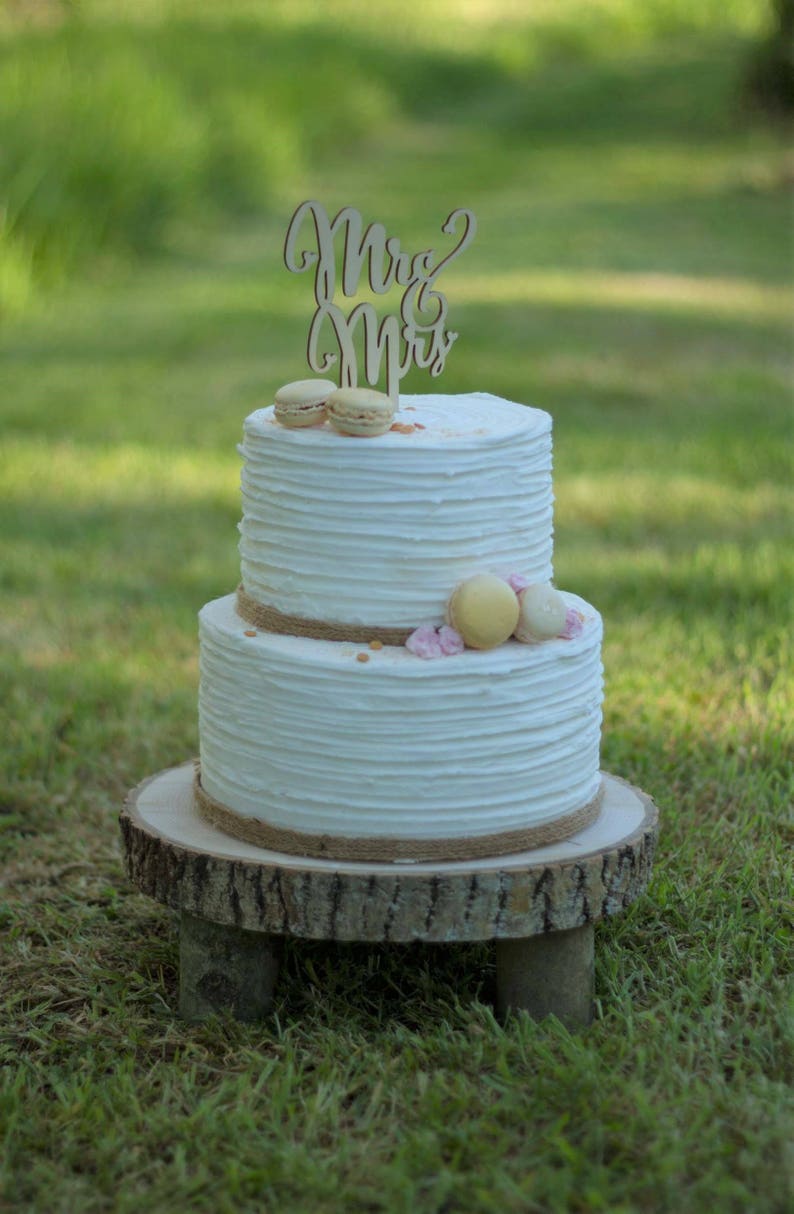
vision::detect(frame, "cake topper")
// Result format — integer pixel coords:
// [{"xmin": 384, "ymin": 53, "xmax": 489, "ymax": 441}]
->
[{"xmin": 283, "ymin": 200, "xmax": 476, "ymax": 404}]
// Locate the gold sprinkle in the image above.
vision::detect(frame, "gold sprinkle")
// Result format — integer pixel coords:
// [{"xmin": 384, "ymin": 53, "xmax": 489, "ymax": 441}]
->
[
  {"xmin": 356, "ymin": 652, "xmax": 370, "ymax": 663},
  {"xmin": 243, "ymin": 630, "xmax": 257, "ymax": 637},
  {"xmin": 369, "ymin": 639, "xmax": 383, "ymax": 650}
]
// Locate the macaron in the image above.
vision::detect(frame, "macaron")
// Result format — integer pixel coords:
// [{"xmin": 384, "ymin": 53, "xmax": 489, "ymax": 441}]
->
[
  {"xmin": 326, "ymin": 387, "xmax": 395, "ymax": 437},
  {"xmin": 274, "ymin": 378, "xmax": 337, "ymax": 428},
  {"xmin": 514, "ymin": 583, "xmax": 567, "ymax": 643},
  {"xmin": 446, "ymin": 574, "xmax": 520, "ymax": 650}
]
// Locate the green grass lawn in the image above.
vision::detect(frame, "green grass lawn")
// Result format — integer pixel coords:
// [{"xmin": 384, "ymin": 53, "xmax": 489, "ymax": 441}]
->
[{"xmin": 1, "ymin": 2, "xmax": 792, "ymax": 1211}]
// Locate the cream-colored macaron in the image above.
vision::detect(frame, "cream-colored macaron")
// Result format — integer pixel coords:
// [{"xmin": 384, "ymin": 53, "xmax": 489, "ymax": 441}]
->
[
  {"xmin": 274, "ymin": 378, "xmax": 337, "ymax": 428},
  {"xmin": 446, "ymin": 574, "xmax": 520, "ymax": 650},
  {"xmin": 514, "ymin": 583, "xmax": 567, "ymax": 642},
  {"xmin": 326, "ymin": 387, "xmax": 395, "ymax": 437}
]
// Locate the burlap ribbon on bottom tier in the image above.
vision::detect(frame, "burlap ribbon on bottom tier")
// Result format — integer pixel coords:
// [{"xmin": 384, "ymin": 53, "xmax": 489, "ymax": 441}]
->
[
  {"xmin": 236, "ymin": 584, "xmax": 413, "ymax": 646},
  {"xmin": 193, "ymin": 764, "xmax": 604, "ymax": 863}
]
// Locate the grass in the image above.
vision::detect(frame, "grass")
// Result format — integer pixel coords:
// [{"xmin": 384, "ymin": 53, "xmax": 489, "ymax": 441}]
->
[
  {"xmin": 1, "ymin": 1, "xmax": 793, "ymax": 1211},
  {"xmin": 0, "ymin": 0, "xmax": 777, "ymax": 312}
]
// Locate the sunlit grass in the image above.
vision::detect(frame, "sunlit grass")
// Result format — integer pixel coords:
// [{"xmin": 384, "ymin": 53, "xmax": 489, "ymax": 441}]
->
[
  {"xmin": 557, "ymin": 473, "xmax": 789, "ymax": 528},
  {"xmin": 0, "ymin": 439, "xmax": 237, "ymax": 506},
  {"xmin": 454, "ymin": 269, "xmax": 793, "ymax": 321}
]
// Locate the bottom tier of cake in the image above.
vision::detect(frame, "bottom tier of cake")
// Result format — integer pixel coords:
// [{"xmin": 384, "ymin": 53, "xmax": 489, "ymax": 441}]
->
[{"xmin": 197, "ymin": 593, "xmax": 604, "ymax": 862}]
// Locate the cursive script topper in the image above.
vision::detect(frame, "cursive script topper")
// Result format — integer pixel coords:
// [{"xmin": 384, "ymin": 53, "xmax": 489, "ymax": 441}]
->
[{"xmin": 283, "ymin": 200, "xmax": 476, "ymax": 404}]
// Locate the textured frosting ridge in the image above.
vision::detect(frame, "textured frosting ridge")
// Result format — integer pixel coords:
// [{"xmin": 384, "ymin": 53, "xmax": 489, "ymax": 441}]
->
[
  {"xmin": 198, "ymin": 593, "xmax": 603, "ymax": 842},
  {"xmin": 238, "ymin": 392, "xmax": 554, "ymax": 628}
]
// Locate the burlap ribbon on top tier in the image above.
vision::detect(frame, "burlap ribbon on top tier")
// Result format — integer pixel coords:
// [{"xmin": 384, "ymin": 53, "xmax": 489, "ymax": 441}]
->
[
  {"xmin": 193, "ymin": 764, "xmax": 604, "ymax": 863},
  {"xmin": 236, "ymin": 584, "xmax": 413, "ymax": 646}
]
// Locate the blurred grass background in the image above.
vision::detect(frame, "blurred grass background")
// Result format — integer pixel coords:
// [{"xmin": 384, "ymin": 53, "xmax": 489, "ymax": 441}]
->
[
  {"xmin": 0, "ymin": 0, "xmax": 788, "ymax": 312},
  {"xmin": 1, "ymin": 1, "xmax": 792, "ymax": 1211}
]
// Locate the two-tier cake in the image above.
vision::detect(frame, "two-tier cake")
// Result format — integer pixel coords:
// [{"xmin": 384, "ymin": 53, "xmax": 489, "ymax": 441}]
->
[{"xmin": 195, "ymin": 391, "xmax": 604, "ymax": 863}]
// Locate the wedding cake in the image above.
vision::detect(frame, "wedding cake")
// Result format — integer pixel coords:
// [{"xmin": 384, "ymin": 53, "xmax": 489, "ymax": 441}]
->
[{"xmin": 195, "ymin": 389, "xmax": 604, "ymax": 863}]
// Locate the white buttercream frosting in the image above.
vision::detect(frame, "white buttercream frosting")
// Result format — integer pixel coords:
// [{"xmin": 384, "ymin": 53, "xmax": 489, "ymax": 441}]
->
[
  {"xmin": 198, "ymin": 593, "xmax": 603, "ymax": 843},
  {"xmin": 238, "ymin": 392, "xmax": 554, "ymax": 628}
]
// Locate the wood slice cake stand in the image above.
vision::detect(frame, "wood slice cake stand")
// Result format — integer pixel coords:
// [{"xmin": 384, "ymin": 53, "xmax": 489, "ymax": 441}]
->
[{"xmin": 120, "ymin": 763, "xmax": 659, "ymax": 1028}]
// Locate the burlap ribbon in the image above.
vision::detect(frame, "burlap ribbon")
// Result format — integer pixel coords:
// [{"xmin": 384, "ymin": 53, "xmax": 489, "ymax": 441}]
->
[
  {"xmin": 236, "ymin": 584, "xmax": 413, "ymax": 646},
  {"xmin": 193, "ymin": 764, "xmax": 604, "ymax": 863}
]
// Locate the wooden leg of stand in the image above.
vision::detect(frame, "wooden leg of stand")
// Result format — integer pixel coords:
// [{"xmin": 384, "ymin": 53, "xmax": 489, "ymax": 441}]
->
[
  {"xmin": 495, "ymin": 924, "xmax": 594, "ymax": 1028},
  {"xmin": 179, "ymin": 911, "xmax": 280, "ymax": 1022}
]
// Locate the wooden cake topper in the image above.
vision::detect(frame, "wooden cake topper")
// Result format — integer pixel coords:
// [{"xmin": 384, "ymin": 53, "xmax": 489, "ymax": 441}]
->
[{"xmin": 284, "ymin": 201, "xmax": 476, "ymax": 404}]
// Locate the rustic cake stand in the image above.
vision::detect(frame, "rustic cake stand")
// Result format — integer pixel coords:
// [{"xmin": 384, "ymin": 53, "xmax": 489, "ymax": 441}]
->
[{"xmin": 120, "ymin": 763, "xmax": 659, "ymax": 1028}]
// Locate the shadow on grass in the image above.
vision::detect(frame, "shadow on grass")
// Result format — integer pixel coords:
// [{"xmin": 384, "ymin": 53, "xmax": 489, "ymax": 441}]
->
[
  {"xmin": 275, "ymin": 938, "xmax": 497, "ymax": 1032},
  {"xmin": 499, "ymin": 37, "xmax": 760, "ymax": 146}
]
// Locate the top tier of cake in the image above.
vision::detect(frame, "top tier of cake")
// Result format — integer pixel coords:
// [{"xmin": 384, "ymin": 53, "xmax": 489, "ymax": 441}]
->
[{"xmin": 238, "ymin": 392, "xmax": 554, "ymax": 629}]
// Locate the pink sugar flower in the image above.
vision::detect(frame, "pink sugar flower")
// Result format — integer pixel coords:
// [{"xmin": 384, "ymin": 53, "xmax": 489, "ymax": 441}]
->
[
  {"xmin": 405, "ymin": 623, "xmax": 464, "ymax": 659},
  {"xmin": 405, "ymin": 624, "xmax": 444, "ymax": 659},
  {"xmin": 503, "ymin": 571, "xmax": 531, "ymax": 595},
  {"xmin": 561, "ymin": 607, "xmax": 585, "ymax": 639},
  {"xmin": 438, "ymin": 625, "xmax": 464, "ymax": 655}
]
